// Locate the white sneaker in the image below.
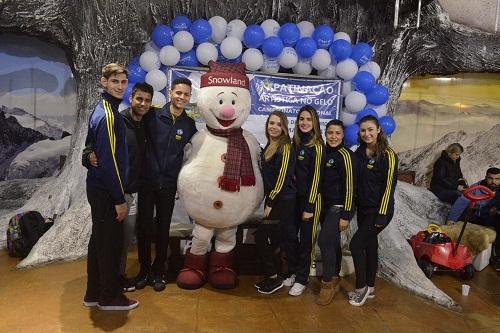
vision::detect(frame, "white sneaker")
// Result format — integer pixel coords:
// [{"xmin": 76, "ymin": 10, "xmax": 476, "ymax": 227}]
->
[
  {"xmin": 283, "ymin": 274, "xmax": 296, "ymax": 287},
  {"xmin": 288, "ymin": 282, "xmax": 306, "ymax": 296}
]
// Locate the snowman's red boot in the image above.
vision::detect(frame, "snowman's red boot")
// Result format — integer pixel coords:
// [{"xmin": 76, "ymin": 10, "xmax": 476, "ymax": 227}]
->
[
  {"xmin": 208, "ymin": 250, "xmax": 238, "ymax": 289},
  {"xmin": 176, "ymin": 249, "xmax": 209, "ymax": 290}
]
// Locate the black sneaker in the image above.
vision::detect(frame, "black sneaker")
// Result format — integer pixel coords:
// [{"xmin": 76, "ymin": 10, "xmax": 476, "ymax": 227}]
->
[
  {"xmin": 120, "ymin": 275, "xmax": 136, "ymax": 292},
  {"xmin": 257, "ymin": 277, "xmax": 283, "ymax": 295},
  {"xmin": 132, "ymin": 271, "xmax": 150, "ymax": 290},
  {"xmin": 254, "ymin": 279, "xmax": 266, "ymax": 290},
  {"xmin": 151, "ymin": 273, "xmax": 166, "ymax": 292}
]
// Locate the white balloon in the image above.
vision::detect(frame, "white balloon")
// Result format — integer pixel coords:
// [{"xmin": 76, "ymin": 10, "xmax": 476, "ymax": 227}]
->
[
  {"xmin": 173, "ymin": 31, "xmax": 194, "ymax": 53},
  {"xmin": 278, "ymin": 47, "xmax": 298, "ymax": 69},
  {"xmin": 368, "ymin": 103, "xmax": 388, "ymax": 117},
  {"xmin": 226, "ymin": 19, "xmax": 247, "ymax": 41},
  {"xmin": 152, "ymin": 91, "xmax": 167, "ymax": 107},
  {"xmin": 260, "ymin": 55, "xmax": 280, "ymax": 73},
  {"xmin": 196, "ymin": 42, "xmax": 218, "ymax": 65},
  {"xmin": 340, "ymin": 110, "xmax": 357, "ymax": 126},
  {"xmin": 209, "ymin": 16, "xmax": 228, "ymax": 44},
  {"xmin": 159, "ymin": 45, "xmax": 180, "ymax": 66},
  {"xmin": 144, "ymin": 40, "xmax": 160, "ymax": 54},
  {"xmin": 139, "ymin": 51, "xmax": 161, "ymax": 72},
  {"xmin": 311, "ymin": 49, "xmax": 331, "ymax": 71},
  {"xmin": 336, "ymin": 58, "xmax": 358, "ymax": 80},
  {"xmin": 220, "ymin": 36, "xmax": 242, "ymax": 59},
  {"xmin": 341, "ymin": 80, "xmax": 352, "ymax": 96},
  {"xmin": 145, "ymin": 69, "xmax": 167, "ymax": 91},
  {"xmin": 334, "ymin": 31, "xmax": 351, "ymax": 43},
  {"xmin": 318, "ymin": 64, "xmax": 336, "ymax": 78},
  {"xmin": 297, "ymin": 21, "xmax": 315, "ymax": 38},
  {"xmin": 260, "ymin": 19, "xmax": 280, "ymax": 38},
  {"xmin": 359, "ymin": 61, "xmax": 381, "ymax": 80},
  {"xmin": 293, "ymin": 58, "xmax": 312, "ymax": 75},
  {"xmin": 242, "ymin": 48, "xmax": 264, "ymax": 71},
  {"xmin": 345, "ymin": 91, "xmax": 367, "ymax": 112}
]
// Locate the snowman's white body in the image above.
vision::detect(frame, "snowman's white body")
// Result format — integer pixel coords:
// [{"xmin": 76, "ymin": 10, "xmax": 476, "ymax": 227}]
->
[{"xmin": 177, "ymin": 84, "xmax": 264, "ymax": 254}]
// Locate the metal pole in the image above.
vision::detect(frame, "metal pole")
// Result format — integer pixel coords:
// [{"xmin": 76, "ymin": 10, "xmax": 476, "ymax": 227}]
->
[
  {"xmin": 394, "ymin": 0, "xmax": 400, "ymax": 29},
  {"xmin": 495, "ymin": 0, "xmax": 499, "ymax": 33},
  {"xmin": 416, "ymin": 0, "xmax": 422, "ymax": 28}
]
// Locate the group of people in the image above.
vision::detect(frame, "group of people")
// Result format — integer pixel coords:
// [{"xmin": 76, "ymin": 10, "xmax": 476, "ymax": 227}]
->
[
  {"xmin": 82, "ymin": 63, "xmax": 196, "ymax": 311},
  {"xmin": 82, "ymin": 62, "xmax": 398, "ymax": 311},
  {"xmin": 430, "ymin": 143, "xmax": 500, "ymax": 269},
  {"xmin": 256, "ymin": 106, "xmax": 397, "ymax": 307}
]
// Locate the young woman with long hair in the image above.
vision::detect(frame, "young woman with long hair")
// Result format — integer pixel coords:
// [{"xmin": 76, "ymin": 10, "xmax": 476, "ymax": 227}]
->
[
  {"xmin": 254, "ymin": 111, "xmax": 296, "ymax": 294},
  {"xmin": 316, "ymin": 119, "xmax": 356, "ymax": 305},
  {"xmin": 349, "ymin": 115, "xmax": 398, "ymax": 306},
  {"xmin": 287, "ymin": 105, "xmax": 324, "ymax": 297}
]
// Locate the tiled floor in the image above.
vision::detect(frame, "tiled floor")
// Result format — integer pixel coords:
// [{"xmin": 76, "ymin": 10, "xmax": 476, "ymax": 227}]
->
[{"xmin": 1, "ymin": 249, "xmax": 499, "ymax": 333}]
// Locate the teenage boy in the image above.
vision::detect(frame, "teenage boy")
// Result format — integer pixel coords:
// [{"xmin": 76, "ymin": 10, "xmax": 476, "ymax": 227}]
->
[
  {"xmin": 83, "ymin": 82, "xmax": 154, "ymax": 292},
  {"xmin": 82, "ymin": 63, "xmax": 138, "ymax": 311},
  {"xmin": 133, "ymin": 77, "xmax": 197, "ymax": 292}
]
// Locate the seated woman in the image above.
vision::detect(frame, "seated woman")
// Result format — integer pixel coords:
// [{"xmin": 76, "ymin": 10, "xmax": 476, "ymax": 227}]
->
[{"xmin": 430, "ymin": 143, "xmax": 467, "ymax": 204}]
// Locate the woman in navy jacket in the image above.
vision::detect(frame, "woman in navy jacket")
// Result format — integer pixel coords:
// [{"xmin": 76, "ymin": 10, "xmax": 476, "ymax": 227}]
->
[
  {"xmin": 254, "ymin": 111, "xmax": 296, "ymax": 294},
  {"xmin": 317, "ymin": 119, "xmax": 356, "ymax": 305},
  {"xmin": 349, "ymin": 115, "xmax": 398, "ymax": 306},
  {"xmin": 287, "ymin": 105, "xmax": 324, "ymax": 297}
]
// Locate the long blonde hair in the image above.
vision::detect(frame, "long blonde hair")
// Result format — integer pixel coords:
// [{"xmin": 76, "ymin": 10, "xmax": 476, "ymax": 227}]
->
[
  {"xmin": 293, "ymin": 105, "xmax": 324, "ymax": 148},
  {"xmin": 264, "ymin": 111, "xmax": 291, "ymax": 161}
]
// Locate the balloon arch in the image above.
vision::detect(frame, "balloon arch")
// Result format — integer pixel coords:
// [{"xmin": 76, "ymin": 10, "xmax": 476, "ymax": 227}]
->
[{"xmin": 126, "ymin": 15, "xmax": 396, "ymax": 146}]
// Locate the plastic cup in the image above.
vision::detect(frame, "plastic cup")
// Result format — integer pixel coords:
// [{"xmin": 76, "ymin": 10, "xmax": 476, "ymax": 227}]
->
[{"xmin": 462, "ymin": 284, "xmax": 470, "ymax": 296}]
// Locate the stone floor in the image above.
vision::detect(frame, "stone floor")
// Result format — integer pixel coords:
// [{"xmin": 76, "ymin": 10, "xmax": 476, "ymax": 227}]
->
[{"xmin": 1, "ymin": 249, "xmax": 499, "ymax": 333}]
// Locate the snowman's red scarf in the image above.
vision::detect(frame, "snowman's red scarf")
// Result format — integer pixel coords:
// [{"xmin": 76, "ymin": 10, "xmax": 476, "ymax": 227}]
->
[{"xmin": 207, "ymin": 126, "xmax": 256, "ymax": 192}]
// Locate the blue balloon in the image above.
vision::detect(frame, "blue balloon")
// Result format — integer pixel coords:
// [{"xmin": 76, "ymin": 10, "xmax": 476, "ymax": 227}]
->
[
  {"xmin": 152, "ymin": 24, "xmax": 174, "ymax": 48},
  {"xmin": 312, "ymin": 24, "xmax": 334, "ymax": 49},
  {"xmin": 352, "ymin": 71, "xmax": 376, "ymax": 93},
  {"xmin": 123, "ymin": 83, "xmax": 134, "ymax": 103},
  {"xmin": 344, "ymin": 124, "xmax": 360, "ymax": 146},
  {"xmin": 278, "ymin": 22, "xmax": 300, "ymax": 47},
  {"xmin": 350, "ymin": 42, "xmax": 373, "ymax": 66},
  {"xmin": 262, "ymin": 37, "xmax": 284, "ymax": 58},
  {"xmin": 379, "ymin": 116, "xmax": 396, "ymax": 135},
  {"xmin": 355, "ymin": 108, "xmax": 378, "ymax": 124},
  {"xmin": 295, "ymin": 37, "xmax": 317, "ymax": 58},
  {"xmin": 128, "ymin": 56, "xmax": 140, "ymax": 66},
  {"xmin": 190, "ymin": 19, "xmax": 212, "ymax": 44},
  {"xmin": 127, "ymin": 64, "xmax": 146, "ymax": 83},
  {"xmin": 243, "ymin": 24, "xmax": 265, "ymax": 48},
  {"xmin": 171, "ymin": 15, "xmax": 191, "ymax": 33},
  {"xmin": 366, "ymin": 84, "xmax": 389, "ymax": 105},
  {"xmin": 329, "ymin": 39, "xmax": 352, "ymax": 61},
  {"xmin": 178, "ymin": 50, "xmax": 199, "ymax": 67}
]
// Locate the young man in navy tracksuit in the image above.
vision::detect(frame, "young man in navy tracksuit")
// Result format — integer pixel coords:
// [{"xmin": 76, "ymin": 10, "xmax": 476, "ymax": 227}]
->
[
  {"xmin": 133, "ymin": 77, "xmax": 197, "ymax": 292},
  {"xmin": 83, "ymin": 63, "xmax": 138, "ymax": 311},
  {"xmin": 83, "ymin": 82, "xmax": 154, "ymax": 292}
]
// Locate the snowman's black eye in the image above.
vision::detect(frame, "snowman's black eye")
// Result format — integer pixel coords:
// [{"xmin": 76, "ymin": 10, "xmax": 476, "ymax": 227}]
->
[
  {"xmin": 231, "ymin": 100, "xmax": 235, "ymax": 105},
  {"xmin": 219, "ymin": 99, "xmax": 223, "ymax": 104}
]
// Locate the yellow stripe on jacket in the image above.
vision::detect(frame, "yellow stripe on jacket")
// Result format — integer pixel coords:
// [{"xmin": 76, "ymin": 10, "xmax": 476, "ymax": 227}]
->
[
  {"xmin": 103, "ymin": 100, "xmax": 125, "ymax": 195},
  {"xmin": 339, "ymin": 147, "xmax": 354, "ymax": 212},
  {"xmin": 379, "ymin": 148, "xmax": 396, "ymax": 215},
  {"xmin": 308, "ymin": 144, "xmax": 323, "ymax": 204},
  {"xmin": 269, "ymin": 144, "xmax": 291, "ymax": 201}
]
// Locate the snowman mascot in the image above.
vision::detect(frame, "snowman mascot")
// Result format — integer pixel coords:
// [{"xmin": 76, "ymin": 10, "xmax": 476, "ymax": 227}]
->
[{"xmin": 176, "ymin": 61, "xmax": 264, "ymax": 289}]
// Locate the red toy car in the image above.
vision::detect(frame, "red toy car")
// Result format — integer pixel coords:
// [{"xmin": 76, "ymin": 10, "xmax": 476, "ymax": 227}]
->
[{"xmin": 410, "ymin": 185, "xmax": 495, "ymax": 280}]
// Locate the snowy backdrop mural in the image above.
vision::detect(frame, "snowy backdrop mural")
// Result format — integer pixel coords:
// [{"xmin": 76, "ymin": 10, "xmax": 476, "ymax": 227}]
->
[{"xmin": 0, "ymin": 33, "xmax": 76, "ymax": 180}]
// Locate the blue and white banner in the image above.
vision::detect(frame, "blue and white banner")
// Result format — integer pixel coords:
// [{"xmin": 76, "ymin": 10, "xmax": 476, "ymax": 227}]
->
[{"xmin": 166, "ymin": 66, "xmax": 341, "ymax": 145}]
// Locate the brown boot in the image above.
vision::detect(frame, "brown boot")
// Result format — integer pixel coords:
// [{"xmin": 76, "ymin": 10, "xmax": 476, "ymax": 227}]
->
[
  {"xmin": 316, "ymin": 277, "xmax": 340, "ymax": 305},
  {"xmin": 176, "ymin": 250, "xmax": 209, "ymax": 290},
  {"xmin": 208, "ymin": 251, "xmax": 237, "ymax": 289}
]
